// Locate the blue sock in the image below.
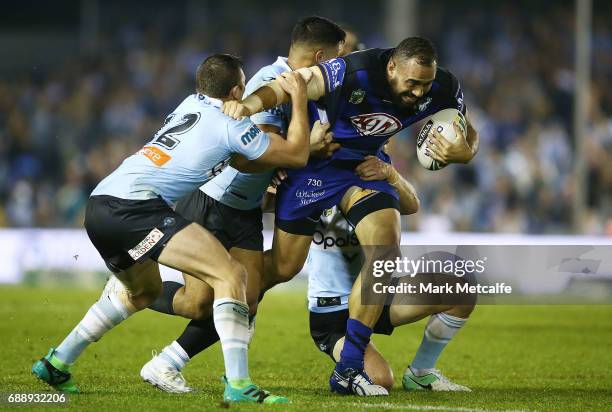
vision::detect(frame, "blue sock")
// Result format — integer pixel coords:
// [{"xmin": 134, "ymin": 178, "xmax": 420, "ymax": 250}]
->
[{"xmin": 338, "ymin": 318, "xmax": 372, "ymax": 371}]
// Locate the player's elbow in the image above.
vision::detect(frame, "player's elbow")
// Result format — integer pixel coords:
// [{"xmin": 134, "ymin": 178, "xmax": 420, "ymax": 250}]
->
[{"xmin": 400, "ymin": 193, "xmax": 420, "ymax": 215}]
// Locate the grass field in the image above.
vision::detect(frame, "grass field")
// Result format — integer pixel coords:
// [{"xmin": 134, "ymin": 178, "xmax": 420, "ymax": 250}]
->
[{"xmin": 1, "ymin": 285, "xmax": 611, "ymax": 411}]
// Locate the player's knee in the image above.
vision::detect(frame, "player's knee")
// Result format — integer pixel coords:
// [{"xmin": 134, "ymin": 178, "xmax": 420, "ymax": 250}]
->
[
  {"xmin": 224, "ymin": 260, "xmax": 248, "ymax": 289},
  {"xmin": 129, "ymin": 280, "xmax": 162, "ymax": 310},
  {"xmin": 448, "ymin": 303, "xmax": 476, "ymax": 319},
  {"xmin": 368, "ymin": 365, "xmax": 395, "ymax": 390}
]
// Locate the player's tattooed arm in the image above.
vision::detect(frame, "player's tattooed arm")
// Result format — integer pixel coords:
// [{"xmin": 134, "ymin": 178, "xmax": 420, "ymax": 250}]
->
[
  {"xmin": 355, "ymin": 156, "xmax": 420, "ymax": 215},
  {"xmin": 426, "ymin": 109, "xmax": 479, "ymax": 164},
  {"xmin": 222, "ymin": 67, "xmax": 326, "ymax": 119}
]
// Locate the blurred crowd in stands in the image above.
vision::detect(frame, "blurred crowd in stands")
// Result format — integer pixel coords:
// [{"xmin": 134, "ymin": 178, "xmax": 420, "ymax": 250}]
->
[{"xmin": 0, "ymin": 1, "xmax": 610, "ymax": 234}]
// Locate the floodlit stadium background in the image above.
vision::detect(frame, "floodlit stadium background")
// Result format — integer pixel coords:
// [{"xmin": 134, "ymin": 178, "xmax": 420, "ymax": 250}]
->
[
  {"xmin": 0, "ymin": 0, "xmax": 610, "ymax": 284},
  {"xmin": 1, "ymin": 2, "xmax": 611, "ymax": 411}
]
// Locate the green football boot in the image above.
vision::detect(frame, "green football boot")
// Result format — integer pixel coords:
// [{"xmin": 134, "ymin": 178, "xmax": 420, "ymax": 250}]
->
[
  {"xmin": 402, "ymin": 366, "xmax": 471, "ymax": 392},
  {"xmin": 222, "ymin": 376, "xmax": 289, "ymax": 404},
  {"xmin": 32, "ymin": 348, "xmax": 80, "ymax": 394}
]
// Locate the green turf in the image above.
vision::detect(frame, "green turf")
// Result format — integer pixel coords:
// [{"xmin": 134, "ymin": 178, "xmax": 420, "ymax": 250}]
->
[{"xmin": 1, "ymin": 285, "xmax": 611, "ymax": 411}]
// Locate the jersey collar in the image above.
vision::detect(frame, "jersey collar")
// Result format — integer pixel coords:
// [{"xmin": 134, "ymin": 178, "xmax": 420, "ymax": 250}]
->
[
  {"xmin": 274, "ymin": 56, "xmax": 292, "ymax": 71},
  {"xmin": 196, "ymin": 93, "xmax": 223, "ymax": 108}
]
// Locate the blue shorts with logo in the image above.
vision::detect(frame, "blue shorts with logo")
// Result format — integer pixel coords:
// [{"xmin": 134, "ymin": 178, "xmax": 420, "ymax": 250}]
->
[{"xmin": 275, "ymin": 156, "xmax": 399, "ymax": 226}]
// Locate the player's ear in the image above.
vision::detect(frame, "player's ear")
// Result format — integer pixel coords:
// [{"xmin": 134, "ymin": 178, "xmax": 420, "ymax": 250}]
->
[
  {"xmin": 229, "ymin": 84, "xmax": 244, "ymax": 101},
  {"xmin": 314, "ymin": 49, "xmax": 324, "ymax": 64},
  {"xmin": 387, "ymin": 58, "xmax": 396, "ymax": 76}
]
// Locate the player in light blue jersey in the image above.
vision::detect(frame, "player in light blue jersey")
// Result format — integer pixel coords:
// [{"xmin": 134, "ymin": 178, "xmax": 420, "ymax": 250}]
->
[
  {"xmin": 138, "ymin": 16, "xmax": 345, "ymax": 394},
  {"xmin": 307, "ymin": 156, "xmax": 474, "ymax": 392},
  {"xmin": 32, "ymin": 54, "xmax": 312, "ymax": 404}
]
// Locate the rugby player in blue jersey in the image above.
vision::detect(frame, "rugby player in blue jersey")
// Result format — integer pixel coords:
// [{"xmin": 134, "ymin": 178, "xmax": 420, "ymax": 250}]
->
[
  {"xmin": 306, "ymin": 160, "xmax": 473, "ymax": 392},
  {"xmin": 31, "ymin": 55, "xmax": 312, "ymax": 404},
  {"xmin": 224, "ymin": 37, "xmax": 480, "ymax": 396}
]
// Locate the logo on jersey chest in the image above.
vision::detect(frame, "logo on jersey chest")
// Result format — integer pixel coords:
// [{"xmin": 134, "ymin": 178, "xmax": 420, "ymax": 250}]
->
[
  {"xmin": 349, "ymin": 89, "xmax": 366, "ymax": 104},
  {"xmin": 349, "ymin": 113, "xmax": 402, "ymax": 136},
  {"xmin": 418, "ymin": 97, "xmax": 432, "ymax": 112}
]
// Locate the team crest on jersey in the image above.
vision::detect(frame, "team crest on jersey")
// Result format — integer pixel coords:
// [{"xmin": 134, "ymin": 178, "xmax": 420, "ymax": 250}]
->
[
  {"xmin": 349, "ymin": 89, "xmax": 365, "ymax": 104},
  {"xmin": 418, "ymin": 97, "xmax": 432, "ymax": 112},
  {"xmin": 349, "ymin": 113, "xmax": 402, "ymax": 136}
]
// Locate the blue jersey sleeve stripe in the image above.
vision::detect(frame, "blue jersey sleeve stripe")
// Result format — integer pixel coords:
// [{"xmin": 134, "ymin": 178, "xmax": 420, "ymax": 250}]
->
[{"xmin": 317, "ymin": 58, "xmax": 346, "ymax": 94}]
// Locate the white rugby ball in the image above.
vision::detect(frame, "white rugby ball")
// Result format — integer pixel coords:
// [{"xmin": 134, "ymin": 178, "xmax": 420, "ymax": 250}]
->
[{"xmin": 416, "ymin": 108, "xmax": 467, "ymax": 171}]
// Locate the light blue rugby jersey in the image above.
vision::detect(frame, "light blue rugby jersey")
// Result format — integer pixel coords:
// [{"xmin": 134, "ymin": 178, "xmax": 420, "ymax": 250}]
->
[
  {"xmin": 307, "ymin": 206, "xmax": 364, "ymax": 313},
  {"xmin": 91, "ymin": 94, "xmax": 270, "ymax": 205},
  {"xmin": 201, "ymin": 57, "xmax": 292, "ymax": 210}
]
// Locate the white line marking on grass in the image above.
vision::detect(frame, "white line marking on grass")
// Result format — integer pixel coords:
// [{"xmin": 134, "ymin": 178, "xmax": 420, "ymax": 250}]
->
[{"xmin": 332, "ymin": 401, "xmax": 533, "ymax": 412}]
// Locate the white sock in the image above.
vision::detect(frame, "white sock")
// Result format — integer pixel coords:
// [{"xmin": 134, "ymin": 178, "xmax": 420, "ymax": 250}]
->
[
  {"xmin": 410, "ymin": 312, "xmax": 467, "ymax": 372},
  {"xmin": 213, "ymin": 298, "xmax": 250, "ymax": 382},
  {"xmin": 55, "ymin": 293, "xmax": 134, "ymax": 365},
  {"xmin": 159, "ymin": 341, "xmax": 190, "ymax": 371}
]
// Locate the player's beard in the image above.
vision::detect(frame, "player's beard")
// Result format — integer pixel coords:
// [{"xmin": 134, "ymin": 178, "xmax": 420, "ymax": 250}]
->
[{"xmin": 389, "ymin": 79, "xmax": 418, "ymax": 110}]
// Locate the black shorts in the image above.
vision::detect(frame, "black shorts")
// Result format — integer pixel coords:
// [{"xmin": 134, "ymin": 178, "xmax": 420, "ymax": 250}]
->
[
  {"xmin": 276, "ymin": 191, "xmax": 399, "ymax": 236},
  {"xmin": 85, "ymin": 195, "xmax": 191, "ymax": 273},
  {"xmin": 309, "ymin": 306, "xmax": 394, "ymax": 359},
  {"xmin": 175, "ymin": 190, "xmax": 263, "ymax": 251}
]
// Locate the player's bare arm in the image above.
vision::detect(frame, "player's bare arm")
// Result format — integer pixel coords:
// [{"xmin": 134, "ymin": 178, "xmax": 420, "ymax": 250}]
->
[
  {"xmin": 231, "ymin": 72, "xmax": 310, "ymax": 172},
  {"xmin": 222, "ymin": 66, "xmax": 326, "ymax": 119},
  {"xmin": 426, "ymin": 110, "xmax": 479, "ymax": 164},
  {"xmin": 354, "ymin": 156, "xmax": 420, "ymax": 215}
]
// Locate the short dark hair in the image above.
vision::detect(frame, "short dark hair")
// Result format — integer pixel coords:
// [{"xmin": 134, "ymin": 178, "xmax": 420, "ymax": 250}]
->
[
  {"xmin": 195, "ymin": 54, "xmax": 243, "ymax": 98},
  {"xmin": 291, "ymin": 16, "xmax": 346, "ymax": 48},
  {"xmin": 393, "ymin": 37, "xmax": 438, "ymax": 65}
]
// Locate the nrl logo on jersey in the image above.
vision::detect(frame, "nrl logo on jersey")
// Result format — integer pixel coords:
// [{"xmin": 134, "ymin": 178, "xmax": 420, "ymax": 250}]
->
[
  {"xmin": 418, "ymin": 97, "xmax": 433, "ymax": 112},
  {"xmin": 349, "ymin": 113, "xmax": 402, "ymax": 136},
  {"xmin": 349, "ymin": 89, "xmax": 365, "ymax": 104}
]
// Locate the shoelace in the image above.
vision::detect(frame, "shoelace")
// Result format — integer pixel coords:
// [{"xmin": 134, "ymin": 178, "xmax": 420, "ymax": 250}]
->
[
  {"xmin": 159, "ymin": 369, "xmax": 187, "ymax": 385},
  {"xmin": 429, "ymin": 369, "xmax": 451, "ymax": 382}
]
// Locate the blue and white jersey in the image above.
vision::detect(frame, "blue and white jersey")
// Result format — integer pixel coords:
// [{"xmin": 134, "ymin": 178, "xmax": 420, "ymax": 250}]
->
[
  {"xmin": 307, "ymin": 206, "xmax": 363, "ymax": 313},
  {"xmin": 201, "ymin": 57, "xmax": 292, "ymax": 210},
  {"xmin": 91, "ymin": 94, "xmax": 270, "ymax": 205}
]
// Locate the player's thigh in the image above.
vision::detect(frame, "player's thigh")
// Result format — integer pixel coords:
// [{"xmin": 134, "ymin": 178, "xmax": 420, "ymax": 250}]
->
[
  {"xmin": 354, "ymin": 208, "xmax": 401, "ymax": 245},
  {"xmin": 265, "ymin": 226, "xmax": 313, "ymax": 281},
  {"xmin": 333, "ymin": 337, "xmax": 394, "ymax": 389},
  {"xmin": 340, "ymin": 187, "xmax": 401, "ymax": 246},
  {"xmin": 388, "ymin": 304, "xmax": 454, "ymax": 327},
  {"xmin": 230, "ymin": 247, "xmax": 263, "ymax": 313},
  {"xmin": 157, "ymin": 222, "xmax": 246, "ymax": 288}
]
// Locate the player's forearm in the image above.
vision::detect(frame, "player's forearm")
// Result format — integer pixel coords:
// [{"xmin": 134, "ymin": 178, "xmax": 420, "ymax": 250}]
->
[
  {"xmin": 388, "ymin": 168, "xmax": 420, "ymax": 215},
  {"xmin": 243, "ymin": 83, "xmax": 289, "ymax": 116},
  {"xmin": 466, "ymin": 124, "xmax": 479, "ymax": 161},
  {"xmin": 282, "ymin": 97, "xmax": 310, "ymax": 167},
  {"xmin": 243, "ymin": 67, "xmax": 324, "ymax": 116}
]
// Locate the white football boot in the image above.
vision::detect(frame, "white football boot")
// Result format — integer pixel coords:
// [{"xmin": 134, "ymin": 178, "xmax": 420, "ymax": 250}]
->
[{"xmin": 140, "ymin": 351, "xmax": 193, "ymax": 393}]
